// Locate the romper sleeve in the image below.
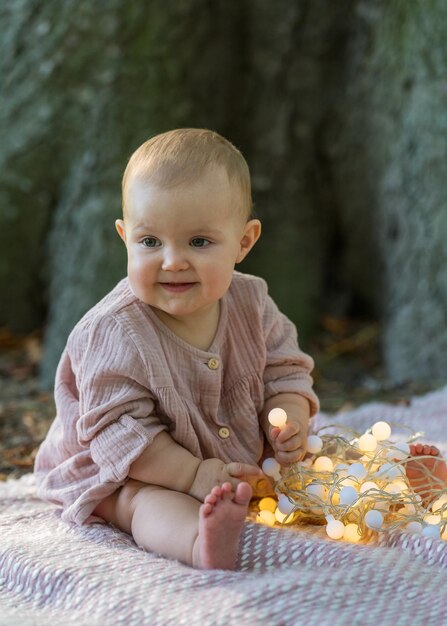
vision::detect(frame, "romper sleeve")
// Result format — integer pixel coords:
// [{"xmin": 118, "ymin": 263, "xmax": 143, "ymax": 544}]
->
[
  {"xmin": 72, "ymin": 316, "xmax": 168, "ymax": 484},
  {"xmin": 262, "ymin": 293, "xmax": 320, "ymax": 417}
]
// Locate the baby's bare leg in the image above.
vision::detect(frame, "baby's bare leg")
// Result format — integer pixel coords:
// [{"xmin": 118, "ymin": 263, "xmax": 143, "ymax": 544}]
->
[
  {"xmin": 94, "ymin": 479, "xmax": 202, "ymax": 565},
  {"xmin": 93, "ymin": 479, "xmax": 251, "ymax": 569}
]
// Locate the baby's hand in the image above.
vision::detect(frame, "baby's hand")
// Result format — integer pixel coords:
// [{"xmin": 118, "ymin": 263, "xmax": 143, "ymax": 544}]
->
[
  {"xmin": 188, "ymin": 458, "xmax": 263, "ymax": 502},
  {"xmin": 270, "ymin": 421, "xmax": 306, "ymax": 466}
]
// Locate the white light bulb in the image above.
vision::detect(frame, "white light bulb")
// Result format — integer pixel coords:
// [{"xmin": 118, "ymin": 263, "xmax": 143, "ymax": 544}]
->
[
  {"xmin": 359, "ymin": 481, "xmax": 379, "ymax": 495},
  {"xmin": 258, "ymin": 497, "xmax": 277, "ymax": 513},
  {"xmin": 406, "ymin": 521, "xmax": 423, "ymax": 534},
  {"xmin": 424, "ymin": 513, "xmax": 442, "ymax": 525},
  {"xmin": 262, "ymin": 457, "xmax": 281, "ymax": 481},
  {"xmin": 306, "ymin": 483, "xmax": 327, "ymax": 500},
  {"xmin": 371, "ymin": 421, "xmax": 391, "ymax": 441},
  {"xmin": 313, "ymin": 456, "xmax": 334, "ymax": 472},
  {"xmin": 326, "ymin": 519, "xmax": 345, "ymax": 540},
  {"xmin": 384, "ymin": 482, "xmax": 403, "ymax": 496},
  {"xmin": 306, "ymin": 435, "xmax": 323, "ymax": 454},
  {"xmin": 364, "ymin": 509, "xmax": 384, "ymax": 530},
  {"xmin": 277, "ymin": 494, "xmax": 295, "ymax": 515},
  {"xmin": 339, "ymin": 485, "xmax": 358, "ymax": 506},
  {"xmin": 348, "ymin": 462, "xmax": 368, "ymax": 481},
  {"xmin": 257, "ymin": 510, "xmax": 276, "ymax": 527},
  {"xmin": 268, "ymin": 408, "xmax": 288, "ymax": 429},
  {"xmin": 388, "ymin": 442, "xmax": 410, "ymax": 461},
  {"xmin": 432, "ymin": 495, "xmax": 447, "ymax": 512},
  {"xmin": 401, "ymin": 503, "xmax": 416, "ymax": 516},
  {"xmin": 391, "ymin": 479, "xmax": 408, "ymax": 494},
  {"xmin": 358, "ymin": 434, "xmax": 378, "ymax": 452},
  {"xmin": 376, "ymin": 463, "xmax": 401, "ymax": 481},
  {"xmin": 343, "ymin": 523, "xmax": 361, "ymax": 543},
  {"xmin": 339, "ymin": 477, "xmax": 358, "ymax": 489},
  {"xmin": 275, "ymin": 508, "xmax": 294, "ymax": 524}
]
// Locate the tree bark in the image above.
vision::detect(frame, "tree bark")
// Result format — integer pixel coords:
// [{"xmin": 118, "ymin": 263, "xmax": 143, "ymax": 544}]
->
[
  {"xmin": 1, "ymin": 0, "xmax": 446, "ymax": 387},
  {"xmin": 323, "ymin": 0, "xmax": 447, "ymax": 381}
]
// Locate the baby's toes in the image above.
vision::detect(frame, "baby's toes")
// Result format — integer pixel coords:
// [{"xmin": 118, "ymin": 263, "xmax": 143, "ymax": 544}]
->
[{"xmin": 429, "ymin": 446, "xmax": 440, "ymax": 456}]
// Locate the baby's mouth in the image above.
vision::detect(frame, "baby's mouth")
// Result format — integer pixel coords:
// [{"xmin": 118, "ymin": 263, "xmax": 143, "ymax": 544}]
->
[{"xmin": 159, "ymin": 282, "xmax": 196, "ymax": 293}]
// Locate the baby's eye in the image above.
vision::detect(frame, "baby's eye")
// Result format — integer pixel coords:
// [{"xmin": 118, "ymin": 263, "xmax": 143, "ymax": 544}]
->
[
  {"xmin": 190, "ymin": 237, "xmax": 211, "ymax": 248},
  {"xmin": 141, "ymin": 237, "xmax": 161, "ymax": 248}
]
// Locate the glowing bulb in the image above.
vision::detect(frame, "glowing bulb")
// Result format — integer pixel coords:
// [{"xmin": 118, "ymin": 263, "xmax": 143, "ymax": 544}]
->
[
  {"xmin": 298, "ymin": 458, "xmax": 313, "ymax": 468},
  {"xmin": 326, "ymin": 519, "xmax": 345, "ymax": 540},
  {"xmin": 406, "ymin": 521, "xmax": 423, "ymax": 534},
  {"xmin": 359, "ymin": 481, "xmax": 379, "ymax": 495},
  {"xmin": 384, "ymin": 482, "xmax": 404, "ymax": 496},
  {"xmin": 348, "ymin": 462, "xmax": 367, "ymax": 481},
  {"xmin": 371, "ymin": 421, "xmax": 391, "ymax": 441},
  {"xmin": 277, "ymin": 494, "xmax": 295, "ymax": 515},
  {"xmin": 268, "ymin": 408, "xmax": 288, "ymax": 429},
  {"xmin": 388, "ymin": 442, "xmax": 410, "ymax": 461},
  {"xmin": 339, "ymin": 486, "xmax": 358, "ymax": 506},
  {"xmin": 275, "ymin": 508, "xmax": 294, "ymax": 524},
  {"xmin": 339, "ymin": 477, "xmax": 358, "ymax": 489},
  {"xmin": 392, "ymin": 479, "xmax": 409, "ymax": 494},
  {"xmin": 442, "ymin": 527, "xmax": 447, "ymax": 541},
  {"xmin": 432, "ymin": 495, "xmax": 447, "ymax": 512},
  {"xmin": 306, "ymin": 483, "xmax": 327, "ymax": 499},
  {"xmin": 365, "ymin": 509, "xmax": 384, "ymax": 530},
  {"xmin": 358, "ymin": 434, "xmax": 378, "ymax": 452},
  {"xmin": 424, "ymin": 513, "xmax": 442, "ymax": 525},
  {"xmin": 401, "ymin": 503, "xmax": 416, "ymax": 516},
  {"xmin": 376, "ymin": 463, "xmax": 402, "ymax": 481},
  {"xmin": 306, "ymin": 435, "xmax": 323, "ymax": 454},
  {"xmin": 262, "ymin": 457, "xmax": 281, "ymax": 481},
  {"xmin": 313, "ymin": 456, "xmax": 334, "ymax": 472},
  {"xmin": 258, "ymin": 497, "xmax": 277, "ymax": 513},
  {"xmin": 330, "ymin": 491, "xmax": 340, "ymax": 505},
  {"xmin": 257, "ymin": 510, "xmax": 276, "ymax": 526},
  {"xmin": 343, "ymin": 523, "xmax": 361, "ymax": 543}
]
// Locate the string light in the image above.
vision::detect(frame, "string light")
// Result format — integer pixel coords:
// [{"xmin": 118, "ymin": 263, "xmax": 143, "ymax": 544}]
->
[
  {"xmin": 255, "ymin": 414, "xmax": 447, "ymax": 545},
  {"xmin": 268, "ymin": 408, "xmax": 288, "ymax": 429}
]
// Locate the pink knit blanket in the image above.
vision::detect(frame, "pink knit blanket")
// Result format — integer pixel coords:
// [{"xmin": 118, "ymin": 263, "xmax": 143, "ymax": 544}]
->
[{"xmin": 2, "ymin": 386, "xmax": 447, "ymax": 626}]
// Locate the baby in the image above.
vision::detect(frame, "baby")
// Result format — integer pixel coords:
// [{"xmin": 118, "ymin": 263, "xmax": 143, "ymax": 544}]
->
[{"xmin": 35, "ymin": 128, "xmax": 319, "ymax": 570}]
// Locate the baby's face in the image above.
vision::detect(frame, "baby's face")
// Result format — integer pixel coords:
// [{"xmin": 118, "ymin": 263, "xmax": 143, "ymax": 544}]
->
[{"xmin": 116, "ymin": 166, "xmax": 260, "ymax": 321}]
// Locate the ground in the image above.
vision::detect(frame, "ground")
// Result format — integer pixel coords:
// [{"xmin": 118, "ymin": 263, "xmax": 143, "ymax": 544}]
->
[{"xmin": 0, "ymin": 318, "xmax": 442, "ymax": 480}]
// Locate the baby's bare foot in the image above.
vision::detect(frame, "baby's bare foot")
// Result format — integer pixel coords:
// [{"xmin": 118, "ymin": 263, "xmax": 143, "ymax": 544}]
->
[
  {"xmin": 193, "ymin": 481, "xmax": 252, "ymax": 570},
  {"xmin": 405, "ymin": 444, "xmax": 447, "ymax": 505}
]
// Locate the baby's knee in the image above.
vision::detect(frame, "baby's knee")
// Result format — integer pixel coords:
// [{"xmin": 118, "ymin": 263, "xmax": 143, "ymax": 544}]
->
[
  {"xmin": 124, "ymin": 479, "xmax": 164, "ymax": 517},
  {"xmin": 93, "ymin": 479, "xmax": 148, "ymax": 532}
]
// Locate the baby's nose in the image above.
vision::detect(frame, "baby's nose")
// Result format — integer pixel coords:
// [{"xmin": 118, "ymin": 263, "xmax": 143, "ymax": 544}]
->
[{"xmin": 161, "ymin": 247, "xmax": 189, "ymax": 271}]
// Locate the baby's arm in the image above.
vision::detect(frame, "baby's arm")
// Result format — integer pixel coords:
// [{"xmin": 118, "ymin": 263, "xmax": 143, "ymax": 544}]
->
[
  {"xmin": 128, "ymin": 431, "xmax": 262, "ymax": 501},
  {"xmin": 261, "ymin": 393, "xmax": 310, "ymax": 465}
]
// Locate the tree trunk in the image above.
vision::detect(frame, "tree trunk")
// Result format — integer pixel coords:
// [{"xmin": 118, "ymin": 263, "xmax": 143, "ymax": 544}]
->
[
  {"xmin": 1, "ymin": 0, "xmax": 446, "ymax": 388},
  {"xmin": 324, "ymin": 0, "xmax": 447, "ymax": 381},
  {"xmin": 238, "ymin": 0, "xmax": 353, "ymax": 341}
]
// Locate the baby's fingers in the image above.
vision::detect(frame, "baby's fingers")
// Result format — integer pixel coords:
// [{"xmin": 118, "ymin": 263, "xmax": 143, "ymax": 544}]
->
[
  {"xmin": 275, "ymin": 424, "xmax": 300, "ymax": 443},
  {"xmin": 275, "ymin": 433, "xmax": 302, "ymax": 452},
  {"xmin": 276, "ymin": 448, "xmax": 306, "ymax": 465}
]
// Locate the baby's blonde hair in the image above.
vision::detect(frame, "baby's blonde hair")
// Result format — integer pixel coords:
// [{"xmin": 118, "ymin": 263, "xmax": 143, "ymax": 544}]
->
[{"xmin": 122, "ymin": 128, "xmax": 252, "ymax": 220}]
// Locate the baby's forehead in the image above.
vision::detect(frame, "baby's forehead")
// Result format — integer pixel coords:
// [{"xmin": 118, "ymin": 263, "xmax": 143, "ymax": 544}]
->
[{"xmin": 125, "ymin": 170, "xmax": 246, "ymax": 219}]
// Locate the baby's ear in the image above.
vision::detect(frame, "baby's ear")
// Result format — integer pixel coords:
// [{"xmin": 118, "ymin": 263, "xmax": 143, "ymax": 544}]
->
[
  {"xmin": 237, "ymin": 219, "xmax": 261, "ymax": 263},
  {"xmin": 115, "ymin": 219, "xmax": 127, "ymax": 243}
]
